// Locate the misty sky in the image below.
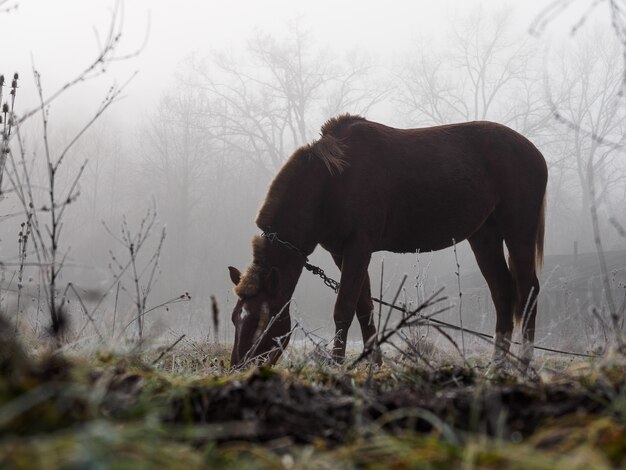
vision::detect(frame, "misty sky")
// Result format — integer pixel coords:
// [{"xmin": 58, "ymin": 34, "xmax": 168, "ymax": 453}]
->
[
  {"xmin": 2, "ymin": 0, "xmax": 575, "ymax": 126},
  {"xmin": 2, "ymin": 0, "xmax": 624, "ymax": 345}
]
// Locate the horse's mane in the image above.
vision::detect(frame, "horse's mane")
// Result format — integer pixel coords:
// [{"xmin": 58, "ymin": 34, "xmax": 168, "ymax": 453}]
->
[
  {"xmin": 255, "ymin": 114, "xmax": 366, "ymax": 233},
  {"xmin": 316, "ymin": 113, "xmax": 366, "ymax": 174},
  {"xmin": 320, "ymin": 113, "xmax": 366, "ymax": 137},
  {"xmin": 294, "ymin": 113, "xmax": 367, "ymax": 176},
  {"xmin": 304, "ymin": 134, "xmax": 347, "ymax": 176},
  {"xmin": 234, "ymin": 235, "xmax": 265, "ymax": 297}
]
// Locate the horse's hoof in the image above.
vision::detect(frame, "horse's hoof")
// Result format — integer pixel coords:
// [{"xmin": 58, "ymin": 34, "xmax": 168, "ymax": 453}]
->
[{"xmin": 485, "ymin": 358, "xmax": 509, "ymax": 379}]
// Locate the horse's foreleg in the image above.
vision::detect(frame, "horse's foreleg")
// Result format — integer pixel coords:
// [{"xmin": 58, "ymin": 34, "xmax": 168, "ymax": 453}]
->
[
  {"xmin": 331, "ymin": 253, "xmax": 379, "ymax": 364},
  {"xmin": 331, "ymin": 243, "xmax": 371, "ymax": 363}
]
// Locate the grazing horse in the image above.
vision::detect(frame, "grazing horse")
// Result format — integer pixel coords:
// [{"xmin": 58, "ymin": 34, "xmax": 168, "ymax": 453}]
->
[{"xmin": 228, "ymin": 114, "xmax": 547, "ymax": 369}]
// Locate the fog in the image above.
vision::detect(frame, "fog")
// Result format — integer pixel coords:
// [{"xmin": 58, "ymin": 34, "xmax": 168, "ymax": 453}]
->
[{"xmin": 1, "ymin": 0, "xmax": 625, "ymax": 353}]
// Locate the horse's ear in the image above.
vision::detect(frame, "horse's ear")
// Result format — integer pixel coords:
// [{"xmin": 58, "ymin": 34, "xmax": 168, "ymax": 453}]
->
[
  {"xmin": 264, "ymin": 267, "xmax": 280, "ymax": 296},
  {"xmin": 228, "ymin": 266, "xmax": 241, "ymax": 285}
]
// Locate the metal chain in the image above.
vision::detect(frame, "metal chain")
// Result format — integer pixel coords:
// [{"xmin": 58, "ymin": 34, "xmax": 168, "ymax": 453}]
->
[
  {"xmin": 261, "ymin": 230, "xmax": 341, "ymax": 293},
  {"xmin": 261, "ymin": 231, "xmax": 306, "ymax": 256},
  {"xmin": 304, "ymin": 262, "xmax": 340, "ymax": 292}
]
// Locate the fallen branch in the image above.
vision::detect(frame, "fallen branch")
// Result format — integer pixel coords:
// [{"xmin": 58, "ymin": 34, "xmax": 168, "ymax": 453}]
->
[{"xmin": 152, "ymin": 334, "xmax": 186, "ymax": 365}]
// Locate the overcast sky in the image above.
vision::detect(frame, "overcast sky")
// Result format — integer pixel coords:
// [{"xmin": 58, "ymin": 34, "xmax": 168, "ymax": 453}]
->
[{"xmin": 2, "ymin": 0, "xmax": 588, "ymax": 127}]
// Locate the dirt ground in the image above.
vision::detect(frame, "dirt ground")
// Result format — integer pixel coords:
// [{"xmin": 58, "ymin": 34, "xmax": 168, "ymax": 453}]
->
[
  {"xmin": 160, "ymin": 365, "xmax": 604, "ymax": 444},
  {"xmin": 1, "ymin": 332, "xmax": 626, "ymax": 469}
]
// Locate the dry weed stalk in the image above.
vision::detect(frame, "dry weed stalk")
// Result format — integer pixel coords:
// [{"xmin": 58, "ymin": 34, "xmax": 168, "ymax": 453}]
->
[
  {"xmin": 104, "ymin": 205, "xmax": 191, "ymax": 344},
  {"xmin": 211, "ymin": 295, "xmax": 219, "ymax": 344},
  {"xmin": 4, "ymin": 69, "xmax": 131, "ymax": 343},
  {"xmin": 14, "ymin": 218, "xmax": 30, "ymax": 332},
  {"xmin": 0, "ymin": 73, "xmax": 18, "ymax": 191},
  {"xmin": 0, "ymin": 1, "xmax": 144, "ymax": 345}
]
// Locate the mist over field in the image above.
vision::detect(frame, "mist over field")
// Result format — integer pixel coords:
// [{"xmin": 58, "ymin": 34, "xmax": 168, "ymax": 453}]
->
[
  {"xmin": 1, "ymin": 0, "xmax": 625, "ymax": 353},
  {"xmin": 4, "ymin": 2, "xmax": 626, "ymax": 468}
]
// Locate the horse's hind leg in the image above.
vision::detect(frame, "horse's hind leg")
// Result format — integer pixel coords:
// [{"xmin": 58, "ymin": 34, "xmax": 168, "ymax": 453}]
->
[
  {"xmin": 505, "ymin": 240, "xmax": 540, "ymax": 369},
  {"xmin": 468, "ymin": 217, "xmax": 516, "ymax": 368}
]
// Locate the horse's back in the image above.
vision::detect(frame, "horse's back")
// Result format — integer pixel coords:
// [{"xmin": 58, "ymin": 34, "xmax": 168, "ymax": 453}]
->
[
  {"xmin": 334, "ymin": 119, "xmax": 544, "ymax": 175},
  {"xmin": 321, "ymin": 118, "xmax": 547, "ymax": 252}
]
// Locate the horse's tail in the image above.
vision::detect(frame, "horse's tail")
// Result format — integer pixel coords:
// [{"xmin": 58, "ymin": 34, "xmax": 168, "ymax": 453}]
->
[
  {"xmin": 509, "ymin": 253, "xmax": 520, "ymax": 325},
  {"xmin": 535, "ymin": 194, "xmax": 546, "ymax": 274}
]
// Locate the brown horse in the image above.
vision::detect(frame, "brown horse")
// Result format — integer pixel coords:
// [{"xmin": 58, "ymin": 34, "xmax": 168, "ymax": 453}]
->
[{"xmin": 228, "ymin": 114, "xmax": 547, "ymax": 369}]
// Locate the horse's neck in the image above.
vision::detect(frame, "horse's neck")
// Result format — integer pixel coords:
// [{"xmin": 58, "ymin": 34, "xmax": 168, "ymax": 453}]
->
[
  {"xmin": 260, "ymin": 201, "xmax": 320, "ymax": 258},
  {"xmin": 257, "ymin": 159, "xmax": 326, "ymax": 257},
  {"xmin": 262, "ymin": 241, "xmax": 306, "ymax": 296}
]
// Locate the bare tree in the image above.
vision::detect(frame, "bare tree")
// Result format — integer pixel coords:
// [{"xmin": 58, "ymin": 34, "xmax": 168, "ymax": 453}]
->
[
  {"xmin": 395, "ymin": 7, "xmax": 552, "ymax": 140},
  {"xmin": 394, "ymin": 6, "xmax": 598, "ymax": 253},
  {"xmin": 137, "ymin": 81, "xmax": 214, "ymax": 287},
  {"xmin": 547, "ymin": 29, "xmax": 626, "ymax": 249},
  {"xmin": 193, "ymin": 21, "xmax": 383, "ymax": 177},
  {"xmin": 530, "ymin": 0, "xmax": 626, "ymax": 100}
]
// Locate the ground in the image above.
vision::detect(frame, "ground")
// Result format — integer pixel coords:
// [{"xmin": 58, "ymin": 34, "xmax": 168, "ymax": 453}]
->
[{"xmin": 1, "ymin": 335, "xmax": 625, "ymax": 469}]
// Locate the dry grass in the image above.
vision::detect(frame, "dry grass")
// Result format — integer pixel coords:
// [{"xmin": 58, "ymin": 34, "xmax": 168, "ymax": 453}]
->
[{"xmin": 1, "ymin": 333, "xmax": 625, "ymax": 469}]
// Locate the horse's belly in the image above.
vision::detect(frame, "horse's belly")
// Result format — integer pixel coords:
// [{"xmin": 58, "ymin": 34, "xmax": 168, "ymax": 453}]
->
[{"xmin": 377, "ymin": 190, "xmax": 495, "ymax": 253}]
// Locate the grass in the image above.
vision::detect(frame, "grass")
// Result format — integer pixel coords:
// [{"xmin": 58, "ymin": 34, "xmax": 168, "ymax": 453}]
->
[{"xmin": 0, "ymin": 333, "xmax": 625, "ymax": 469}]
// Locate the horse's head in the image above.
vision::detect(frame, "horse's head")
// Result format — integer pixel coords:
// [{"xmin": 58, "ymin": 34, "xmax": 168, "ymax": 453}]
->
[{"xmin": 228, "ymin": 264, "xmax": 292, "ymax": 368}]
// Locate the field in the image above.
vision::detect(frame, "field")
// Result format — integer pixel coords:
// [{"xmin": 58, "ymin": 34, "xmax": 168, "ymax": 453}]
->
[
  {"xmin": 4, "ymin": 1, "xmax": 626, "ymax": 469},
  {"xmin": 1, "ymin": 325, "xmax": 626, "ymax": 470}
]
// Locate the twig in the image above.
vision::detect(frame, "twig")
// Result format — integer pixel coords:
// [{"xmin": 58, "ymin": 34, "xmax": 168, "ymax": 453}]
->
[
  {"xmin": 112, "ymin": 282, "xmax": 120, "ymax": 340},
  {"xmin": 293, "ymin": 319, "xmax": 334, "ymax": 363},
  {"xmin": 349, "ymin": 287, "xmax": 448, "ymax": 369},
  {"xmin": 152, "ymin": 334, "xmax": 186, "ymax": 365},
  {"xmin": 17, "ymin": 1, "xmax": 147, "ymax": 125},
  {"xmin": 371, "ymin": 296, "xmax": 596, "ymax": 358},
  {"xmin": 431, "ymin": 324, "xmax": 471, "ymax": 369},
  {"xmin": 64, "ymin": 283, "xmax": 104, "ymax": 342},
  {"xmin": 117, "ymin": 293, "xmax": 191, "ymax": 339},
  {"xmin": 382, "ymin": 274, "xmax": 407, "ymax": 335},
  {"xmin": 452, "ymin": 239, "xmax": 466, "ymax": 356},
  {"xmin": 396, "ymin": 331, "xmax": 437, "ymax": 371},
  {"xmin": 609, "ymin": 217, "xmax": 626, "ymax": 237},
  {"xmin": 377, "ymin": 259, "xmax": 384, "ymax": 334}
]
